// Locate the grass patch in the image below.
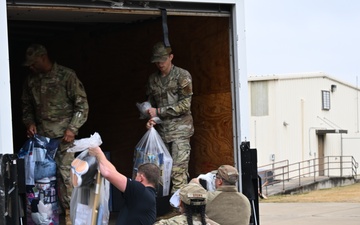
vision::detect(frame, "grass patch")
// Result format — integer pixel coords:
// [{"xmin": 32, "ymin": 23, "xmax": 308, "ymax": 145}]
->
[{"xmin": 261, "ymin": 182, "xmax": 360, "ymax": 203}]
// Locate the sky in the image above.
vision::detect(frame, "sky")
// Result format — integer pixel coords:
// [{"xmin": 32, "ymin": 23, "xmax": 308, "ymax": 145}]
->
[{"xmin": 244, "ymin": 0, "xmax": 360, "ymax": 86}]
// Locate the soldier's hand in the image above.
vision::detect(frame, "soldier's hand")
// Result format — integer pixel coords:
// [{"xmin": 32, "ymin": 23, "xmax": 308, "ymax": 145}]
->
[
  {"xmin": 146, "ymin": 119, "xmax": 157, "ymax": 129},
  {"xmin": 63, "ymin": 129, "xmax": 75, "ymax": 143},
  {"xmin": 148, "ymin": 107, "xmax": 157, "ymax": 118},
  {"xmin": 26, "ymin": 124, "xmax": 37, "ymax": 138}
]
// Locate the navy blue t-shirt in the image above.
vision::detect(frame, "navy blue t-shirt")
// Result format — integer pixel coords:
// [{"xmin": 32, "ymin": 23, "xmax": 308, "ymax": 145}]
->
[{"xmin": 116, "ymin": 178, "xmax": 157, "ymax": 225}]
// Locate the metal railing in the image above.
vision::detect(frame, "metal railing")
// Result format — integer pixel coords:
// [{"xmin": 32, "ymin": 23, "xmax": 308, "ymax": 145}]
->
[{"xmin": 257, "ymin": 156, "xmax": 358, "ymax": 193}]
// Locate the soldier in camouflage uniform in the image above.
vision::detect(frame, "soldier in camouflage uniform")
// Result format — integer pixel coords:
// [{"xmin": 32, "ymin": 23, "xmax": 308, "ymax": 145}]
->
[
  {"xmin": 22, "ymin": 44, "xmax": 89, "ymax": 225},
  {"xmin": 154, "ymin": 183, "xmax": 219, "ymax": 225},
  {"xmin": 146, "ymin": 42, "xmax": 194, "ymax": 194}
]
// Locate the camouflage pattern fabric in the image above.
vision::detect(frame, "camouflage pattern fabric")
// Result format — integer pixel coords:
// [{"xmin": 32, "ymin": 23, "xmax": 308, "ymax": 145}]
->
[
  {"xmin": 147, "ymin": 65, "xmax": 194, "ymax": 193},
  {"xmin": 146, "ymin": 65, "xmax": 194, "ymax": 143},
  {"xmin": 154, "ymin": 214, "xmax": 220, "ymax": 225},
  {"xmin": 165, "ymin": 139, "xmax": 191, "ymax": 193},
  {"xmin": 55, "ymin": 142, "xmax": 75, "ymax": 210},
  {"xmin": 22, "ymin": 63, "xmax": 89, "ymax": 138}
]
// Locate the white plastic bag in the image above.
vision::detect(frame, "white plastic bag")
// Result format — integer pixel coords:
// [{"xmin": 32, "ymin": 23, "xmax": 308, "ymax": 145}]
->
[
  {"xmin": 133, "ymin": 127, "xmax": 173, "ymax": 196},
  {"xmin": 136, "ymin": 101, "xmax": 162, "ymax": 124},
  {"xmin": 67, "ymin": 132, "xmax": 102, "ymax": 153}
]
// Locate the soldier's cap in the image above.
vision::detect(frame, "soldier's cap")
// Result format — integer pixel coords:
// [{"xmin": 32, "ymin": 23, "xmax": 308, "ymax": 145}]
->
[
  {"xmin": 150, "ymin": 42, "xmax": 172, "ymax": 63},
  {"xmin": 217, "ymin": 165, "xmax": 239, "ymax": 184},
  {"xmin": 179, "ymin": 183, "xmax": 207, "ymax": 206},
  {"xmin": 23, "ymin": 44, "xmax": 47, "ymax": 66}
]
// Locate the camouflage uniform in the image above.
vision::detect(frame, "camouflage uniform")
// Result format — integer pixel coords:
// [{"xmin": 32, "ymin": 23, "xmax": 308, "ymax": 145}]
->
[
  {"xmin": 154, "ymin": 214, "xmax": 220, "ymax": 225},
  {"xmin": 147, "ymin": 65, "xmax": 194, "ymax": 193},
  {"xmin": 155, "ymin": 183, "xmax": 220, "ymax": 225},
  {"xmin": 22, "ymin": 62, "xmax": 89, "ymax": 210}
]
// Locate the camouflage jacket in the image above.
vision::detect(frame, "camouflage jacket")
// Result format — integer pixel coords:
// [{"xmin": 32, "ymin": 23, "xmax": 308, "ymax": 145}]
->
[
  {"xmin": 154, "ymin": 214, "xmax": 220, "ymax": 225},
  {"xmin": 22, "ymin": 63, "xmax": 89, "ymax": 138},
  {"xmin": 146, "ymin": 65, "xmax": 194, "ymax": 143}
]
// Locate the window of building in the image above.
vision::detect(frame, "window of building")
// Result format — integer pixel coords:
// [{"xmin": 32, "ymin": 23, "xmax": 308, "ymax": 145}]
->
[
  {"xmin": 322, "ymin": 90, "xmax": 330, "ymax": 110},
  {"xmin": 251, "ymin": 81, "xmax": 269, "ymax": 116}
]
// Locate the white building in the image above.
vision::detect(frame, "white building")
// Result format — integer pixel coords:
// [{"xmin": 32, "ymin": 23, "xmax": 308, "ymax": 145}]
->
[{"xmin": 249, "ymin": 72, "xmax": 360, "ymax": 177}]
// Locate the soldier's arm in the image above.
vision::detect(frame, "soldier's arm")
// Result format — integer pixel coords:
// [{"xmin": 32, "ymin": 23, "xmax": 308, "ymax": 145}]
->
[
  {"xmin": 89, "ymin": 146, "xmax": 128, "ymax": 192},
  {"xmin": 21, "ymin": 77, "xmax": 36, "ymax": 129},
  {"xmin": 67, "ymin": 74, "xmax": 89, "ymax": 135}
]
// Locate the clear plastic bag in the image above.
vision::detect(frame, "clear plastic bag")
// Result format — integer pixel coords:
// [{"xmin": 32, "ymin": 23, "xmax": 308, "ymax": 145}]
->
[
  {"xmin": 136, "ymin": 101, "xmax": 152, "ymax": 119},
  {"xmin": 70, "ymin": 178, "xmax": 110, "ymax": 225},
  {"xmin": 18, "ymin": 134, "xmax": 59, "ymax": 185},
  {"xmin": 132, "ymin": 127, "xmax": 173, "ymax": 196},
  {"xmin": 136, "ymin": 101, "xmax": 162, "ymax": 124},
  {"xmin": 68, "ymin": 133, "xmax": 102, "ymax": 188},
  {"xmin": 68, "ymin": 133, "xmax": 109, "ymax": 225}
]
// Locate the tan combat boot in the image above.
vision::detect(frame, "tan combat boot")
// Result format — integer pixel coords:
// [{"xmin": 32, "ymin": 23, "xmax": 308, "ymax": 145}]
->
[{"xmin": 65, "ymin": 209, "xmax": 72, "ymax": 225}]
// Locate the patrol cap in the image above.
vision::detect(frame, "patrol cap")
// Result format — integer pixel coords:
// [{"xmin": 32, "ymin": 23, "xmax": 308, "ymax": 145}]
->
[
  {"xmin": 150, "ymin": 42, "xmax": 172, "ymax": 63},
  {"xmin": 23, "ymin": 44, "xmax": 47, "ymax": 66},
  {"xmin": 217, "ymin": 165, "xmax": 239, "ymax": 184},
  {"xmin": 179, "ymin": 183, "xmax": 207, "ymax": 206}
]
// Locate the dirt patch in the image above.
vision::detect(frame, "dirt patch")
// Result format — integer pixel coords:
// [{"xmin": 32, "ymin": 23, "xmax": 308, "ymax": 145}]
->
[{"xmin": 261, "ymin": 182, "xmax": 360, "ymax": 203}]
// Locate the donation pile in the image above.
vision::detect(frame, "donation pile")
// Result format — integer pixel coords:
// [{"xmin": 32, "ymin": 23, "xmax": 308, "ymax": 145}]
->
[{"xmin": 18, "ymin": 134, "xmax": 60, "ymax": 225}]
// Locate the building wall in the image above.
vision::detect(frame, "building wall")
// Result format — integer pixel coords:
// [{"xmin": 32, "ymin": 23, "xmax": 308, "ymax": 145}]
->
[{"xmin": 249, "ymin": 74, "xmax": 360, "ymax": 176}]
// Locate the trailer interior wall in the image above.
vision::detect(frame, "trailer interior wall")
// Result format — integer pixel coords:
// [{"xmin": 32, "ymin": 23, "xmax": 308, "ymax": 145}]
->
[{"xmin": 8, "ymin": 7, "xmax": 236, "ymax": 178}]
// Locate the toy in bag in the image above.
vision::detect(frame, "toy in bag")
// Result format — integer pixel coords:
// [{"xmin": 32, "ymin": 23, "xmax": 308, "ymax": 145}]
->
[
  {"xmin": 17, "ymin": 134, "xmax": 60, "ymax": 225},
  {"xmin": 133, "ymin": 127, "xmax": 173, "ymax": 196},
  {"xmin": 70, "ymin": 150, "xmax": 98, "ymax": 188}
]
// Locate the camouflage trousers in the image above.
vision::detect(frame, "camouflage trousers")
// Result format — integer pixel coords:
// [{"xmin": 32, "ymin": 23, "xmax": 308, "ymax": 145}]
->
[
  {"xmin": 55, "ymin": 141, "xmax": 74, "ymax": 211},
  {"xmin": 165, "ymin": 138, "xmax": 191, "ymax": 194}
]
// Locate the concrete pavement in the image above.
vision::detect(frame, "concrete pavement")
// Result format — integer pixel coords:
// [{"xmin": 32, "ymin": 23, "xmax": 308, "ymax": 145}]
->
[
  {"xmin": 108, "ymin": 203, "xmax": 360, "ymax": 225},
  {"xmin": 259, "ymin": 203, "xmax": 360, "ymax": 225}
]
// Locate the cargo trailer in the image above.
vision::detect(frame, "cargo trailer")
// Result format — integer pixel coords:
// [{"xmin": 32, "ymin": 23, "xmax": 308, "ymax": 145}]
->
[{"xmin": 1, "ymin": 0, "xmax": 259, "ymax": 223}]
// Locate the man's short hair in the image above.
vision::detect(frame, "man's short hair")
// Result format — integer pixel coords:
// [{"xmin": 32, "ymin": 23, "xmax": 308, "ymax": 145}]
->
[{"xmin": 138, "ymin": 163, "xmax": 160, "ymax": 187}]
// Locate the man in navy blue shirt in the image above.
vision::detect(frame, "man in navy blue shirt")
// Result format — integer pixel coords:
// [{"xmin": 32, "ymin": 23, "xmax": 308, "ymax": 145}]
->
[{"xmin": 89, "ymin": 146, "xmax": 160, "ymax": 225}]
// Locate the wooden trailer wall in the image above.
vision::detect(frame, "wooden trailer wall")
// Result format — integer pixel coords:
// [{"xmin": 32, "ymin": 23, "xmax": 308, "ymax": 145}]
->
[{"xmin": 9, "ymin": 15, "xmax": 234, "ymax": 178}]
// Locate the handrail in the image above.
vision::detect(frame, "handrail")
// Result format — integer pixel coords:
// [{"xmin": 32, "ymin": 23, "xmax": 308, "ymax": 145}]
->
[{"xmin": 257, "ymin": 156, "xmax": 358, "ymax": 195}]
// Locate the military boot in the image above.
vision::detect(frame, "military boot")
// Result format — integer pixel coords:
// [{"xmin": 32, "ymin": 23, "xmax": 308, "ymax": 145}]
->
[{"xmin": 65, "ymin": 209, "xmax": 72, "ymax": 225}]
